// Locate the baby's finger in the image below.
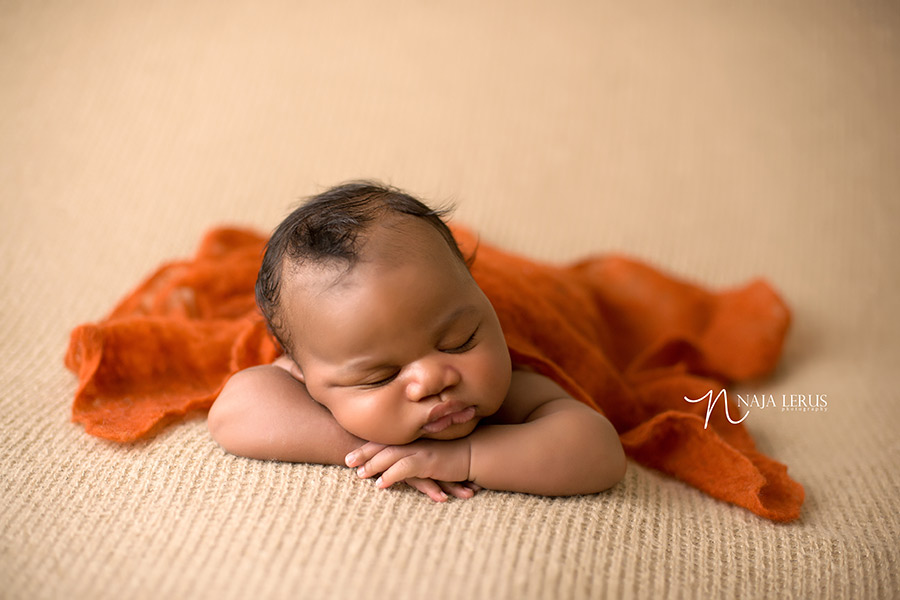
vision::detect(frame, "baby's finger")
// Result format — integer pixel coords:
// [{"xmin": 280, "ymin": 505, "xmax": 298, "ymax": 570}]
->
[
  {"xmin": 404, "ymin": 477, "xmax": 449, "ymax": 502},
  {"xmin": 345, "ymin": 442, "xmax": 387, "ymax": 468},
  {"xmin": 437, "ymin": 481, "xmax": 476, "ymax": 499},
  {"xmin": 355, "ymin": 445, "xmax": 414, "ymax": 480},
  {"xmin": 376, "ymin": 454, "xmax": 425, "ymax": 489}
]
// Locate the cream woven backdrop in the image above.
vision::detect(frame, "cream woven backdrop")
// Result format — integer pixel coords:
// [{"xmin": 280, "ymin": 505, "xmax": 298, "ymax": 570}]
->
[{"xmin": 2, "ymin": 1, "xmax": 898, "ymax": 599}]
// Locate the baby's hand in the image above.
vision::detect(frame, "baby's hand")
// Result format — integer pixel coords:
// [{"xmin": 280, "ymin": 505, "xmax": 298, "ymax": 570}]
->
[
  {"xmin": 402, "ymin": 477, "xmax": 482, "ymax": 502},
  {"xmin": 345, "ymin": 440, "xmax": 475, "ymax": 502}
]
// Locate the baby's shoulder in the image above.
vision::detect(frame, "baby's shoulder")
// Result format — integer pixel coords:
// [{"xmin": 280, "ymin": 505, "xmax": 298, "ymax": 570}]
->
[{"xmin": 491, "ymin": 369, "xmax": 573, "ymax": 424}]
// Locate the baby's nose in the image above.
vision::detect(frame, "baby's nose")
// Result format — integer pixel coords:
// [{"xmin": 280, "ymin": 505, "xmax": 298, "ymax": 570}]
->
[{"xmin": 406, "ymin": 360, "xmax": 460, "ymax": 401}]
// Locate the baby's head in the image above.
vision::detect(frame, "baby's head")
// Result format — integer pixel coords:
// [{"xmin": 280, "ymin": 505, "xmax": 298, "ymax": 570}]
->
[{"xmin": 256, "ymin": 182, "xmax": 512, "ymax": 445}]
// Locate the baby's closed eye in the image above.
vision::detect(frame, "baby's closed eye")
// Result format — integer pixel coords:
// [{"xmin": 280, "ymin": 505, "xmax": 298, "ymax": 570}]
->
[
  {"xmin": 358, "ymin": 370, "xmax": 401, "ymax": 388},
  {"xmin": 440, "ymin": 326, "xmax": 479, "ymax": 354}
]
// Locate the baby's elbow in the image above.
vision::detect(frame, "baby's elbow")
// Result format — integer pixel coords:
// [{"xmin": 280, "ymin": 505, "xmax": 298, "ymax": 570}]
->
[
  {"xmin": 588, "ymin": 414, "xmax": 627, "ymax": 492},
  {"xmin": 207, "ymin": 395, "xmax": 232, "ymax": 450},
  {"xmin": 600, "ymin": 442, "xmax": 627, "ymax": 491},
  {"xmin": 551, "ymin": 409, "xmax": 626, "ymax": 495},
  {"xmin": 207, "ymin": 371, "xmax": 257, "ymax": 458},
  {"xmin": 207, "ymin": 387, "xmax": 238, "ymax": 454}
]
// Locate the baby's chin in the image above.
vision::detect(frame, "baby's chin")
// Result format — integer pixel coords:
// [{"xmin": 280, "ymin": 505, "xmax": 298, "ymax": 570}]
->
[{"xmin": 361, "ymin": 419, "xmax": 478, "ymax": 446}]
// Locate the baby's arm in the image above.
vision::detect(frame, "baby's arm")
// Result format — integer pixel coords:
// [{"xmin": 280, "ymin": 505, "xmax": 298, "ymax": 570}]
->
[
  {"xmin": 208, "ymin": 356, "xmax": 363, "ymax": 465},
  {"xmin": 208, "ymin": 357, "xmax": 479, "ymax": 500},
  {"xmin": 349, "ymin": 371, "xmax": 626, "ymax": 496}
]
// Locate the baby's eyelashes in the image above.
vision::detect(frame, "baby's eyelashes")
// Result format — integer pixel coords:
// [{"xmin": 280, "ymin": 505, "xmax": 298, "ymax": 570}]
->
[
  {"xmin": 440, "ymin": 327, "xmax": 479, "ymax": 354},
  {"xmin": 364, "ymin": 371, "xmax": 399, "ymax": 387}
]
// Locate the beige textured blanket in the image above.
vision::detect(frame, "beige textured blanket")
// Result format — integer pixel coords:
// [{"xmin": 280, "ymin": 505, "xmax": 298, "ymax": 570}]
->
[{"xmin": 2, "ymin": 1, "xmax": 898, "ymax": 598}]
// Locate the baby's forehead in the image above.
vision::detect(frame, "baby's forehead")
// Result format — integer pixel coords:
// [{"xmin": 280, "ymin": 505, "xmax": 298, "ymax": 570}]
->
[
  {"xmin": 285, "ymin": 218, "xmax": 468, "ymax": 304},
  {"xmin": 360, "ymin": 214, "xmax": 449, "ymax": 261},
  {"xmin": 294, "ymin": 215, "xmax": 450, "ymax": 274},
  {"xmin": 282, "ymin": 215, "xmax": 471, "ymax": 333}
]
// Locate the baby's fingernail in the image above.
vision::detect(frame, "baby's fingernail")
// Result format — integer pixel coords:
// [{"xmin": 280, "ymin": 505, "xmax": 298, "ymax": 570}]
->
[
  {"xmin": 439, "ymin": 491, "xmax": 448, "ymax": 501},
  {"xmin": 375, "ymin": 476, "xmax": 384, "ymax": 488},
  {"xmin": 357, "ymin": 466, "xmax": 365, "ymax": 477},
  {"xmin": 345, "ymin": 452, "xmax": 356, "ymax": 466}
]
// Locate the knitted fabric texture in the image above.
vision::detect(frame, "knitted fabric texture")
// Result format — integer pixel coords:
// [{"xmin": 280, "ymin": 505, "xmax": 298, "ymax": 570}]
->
[{"xmin": 65, "ymin": 226, "xmax": 803, "ymax": 522}]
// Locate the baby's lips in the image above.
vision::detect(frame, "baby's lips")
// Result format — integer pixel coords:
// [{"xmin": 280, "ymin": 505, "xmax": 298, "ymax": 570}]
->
[
  {"xmin": 427, "ymin": 400, "xmax": 469, "ymax": 423},
  {"xmin": 422, "ymin": 406, "xmax": 476, "ymax": 434}
]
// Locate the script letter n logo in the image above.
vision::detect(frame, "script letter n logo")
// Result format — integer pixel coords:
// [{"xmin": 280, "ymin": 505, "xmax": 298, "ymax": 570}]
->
[{"xmin": 684, "ymin": 389, "xmax": 749, "ymax": 429}]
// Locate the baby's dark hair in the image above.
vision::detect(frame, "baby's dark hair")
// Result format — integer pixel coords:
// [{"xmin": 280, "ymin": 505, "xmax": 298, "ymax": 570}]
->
[{"xmin": 256, "ymin": 180, "xmax": 467, "ymax": 354}]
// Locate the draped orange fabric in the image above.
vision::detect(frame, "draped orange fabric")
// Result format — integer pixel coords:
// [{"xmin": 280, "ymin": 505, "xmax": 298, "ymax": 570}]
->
[{"xmin": 65, "ymin": 226, "xmax": 804, "ymax": 521}]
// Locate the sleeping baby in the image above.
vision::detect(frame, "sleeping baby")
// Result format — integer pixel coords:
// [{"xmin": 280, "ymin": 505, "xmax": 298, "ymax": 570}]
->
[{"xmin": 207, "ymin": 181, "xmax": 627, "ymax": 501}]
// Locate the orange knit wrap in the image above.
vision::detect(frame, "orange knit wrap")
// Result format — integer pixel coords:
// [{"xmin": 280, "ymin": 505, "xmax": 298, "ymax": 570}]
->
[{"xmin": 66, "ymin": 226, "xmax": 804, "ymax": 521}]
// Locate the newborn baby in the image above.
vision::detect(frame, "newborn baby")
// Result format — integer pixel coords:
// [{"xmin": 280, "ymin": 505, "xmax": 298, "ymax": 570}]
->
[{"xmin": 208, "ymin": 182, "xmax": 626, "ymax": 501}]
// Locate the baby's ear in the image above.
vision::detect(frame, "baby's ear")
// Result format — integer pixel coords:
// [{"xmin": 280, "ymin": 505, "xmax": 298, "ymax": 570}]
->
[{"xmin": 289, "ymin": 362, "xmax": 305, "ymax": 383}]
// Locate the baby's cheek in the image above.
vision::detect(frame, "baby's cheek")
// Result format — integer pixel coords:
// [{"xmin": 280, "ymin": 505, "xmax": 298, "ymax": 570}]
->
[
  {"xmin": 341, "ymin": 405, "xmax": 416, "ymax": 445},
  {"xmin": 492, "ymin": 354, "xmax": 512, "ymax": 406},
  {"xmin": 471, "ymin": 350, "xmax": 510, "ymax": 413}
]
